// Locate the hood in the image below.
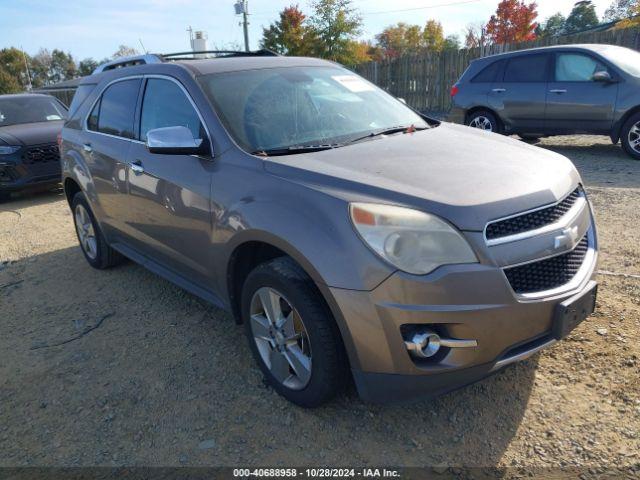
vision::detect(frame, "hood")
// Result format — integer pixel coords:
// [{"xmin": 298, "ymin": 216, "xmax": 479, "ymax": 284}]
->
[
  {"xmin": 0, "ymin": 121, "xmax": 64, "ymax": 146},
  {"xmin": 263, "ymin": 122, "xmax": 581, "ymax": 231}
]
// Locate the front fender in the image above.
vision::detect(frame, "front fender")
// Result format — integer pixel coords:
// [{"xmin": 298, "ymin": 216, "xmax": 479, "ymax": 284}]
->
[{"xmin": 220, "ymin": 186, "xmax": 394, "ymax": 292}]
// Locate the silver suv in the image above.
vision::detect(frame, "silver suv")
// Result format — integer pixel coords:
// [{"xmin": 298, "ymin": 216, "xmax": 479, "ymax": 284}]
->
[{"xmin": 60, "ymin": 51, "xmax": 598, "ymax": 407}]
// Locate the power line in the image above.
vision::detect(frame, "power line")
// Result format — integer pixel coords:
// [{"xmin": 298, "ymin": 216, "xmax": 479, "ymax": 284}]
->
[{"xmin": 362, "ymin": 0, "xmax": 484, "ymax": 16}]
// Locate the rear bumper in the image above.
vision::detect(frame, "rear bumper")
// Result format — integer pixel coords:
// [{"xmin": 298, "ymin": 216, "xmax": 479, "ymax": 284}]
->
[{"xmin": 330, "ymin": 247, "xmax": 598, "ymax": 403}]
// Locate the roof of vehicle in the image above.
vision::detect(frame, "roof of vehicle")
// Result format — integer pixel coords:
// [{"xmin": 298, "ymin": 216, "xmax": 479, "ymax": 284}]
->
[
  {"xmin": 76, "ymin": 54, "xmax": 339, "ymax": 86},
  {"xmin": 173, "ymin": 55, "xmax": 336, "ymax": 75},
  {"xmin": 475, "ymin": 43, "xmax": 627, "ymax": 62}
]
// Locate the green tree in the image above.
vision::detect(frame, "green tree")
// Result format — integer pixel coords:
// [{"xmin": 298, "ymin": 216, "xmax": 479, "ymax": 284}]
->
[
  {"xmin": 78, "ymin": 58, "xmax": 99, "ymax": 76},
  {"xmin": 0, "ymin": 68, "xmax": 22, "ymax": 94},
  {"xmin": 308, "ymin": 0, "xmax": 362, "ymax": 64},
  {"xmin": 49, "ymin": 49, "xmax": 76, "ymax": 83},
  {"xmin": 422, "ymin": 19, "xmax": 445, "ymax": 51},
  {"xmin": 615, "ymin": 3, "xmax": 640, "ymax": 27},
  {"xmin": 0, "ymin": 48, "xmax": 30, "ymax": 92},
  {"xmin": 564, "ymin": 1, "xmax": 599, "ymax": 34},
  {"xmin": 375, "ymin": 23, "xmax": 422, "ymax": 58},
  {"xmin": 443, "ymin": 34, "xmax": 461, "ymax": 50},
  {"xmin": 604, "ymin": 0, "xmax": 636, "ymax": 21},
  {"xmin": 29, "ymin": 48, "xmax": 76, "ymax": 87},
  {"xmin": 261, "ymin": 5, "xmax": 316, "ymax": 55},
  {"xmin": 541, "ymin": 12, "xmax": 567, "ymax": 36}
]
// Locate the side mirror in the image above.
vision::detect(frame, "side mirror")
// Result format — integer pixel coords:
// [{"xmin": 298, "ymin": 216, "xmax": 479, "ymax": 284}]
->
[
  {"xmin": 593, "ymin": 71, "xmax": 613, "ymax": 83},
  {"xmin": 146, "ymin": 126, "xmax": 209, "ymax": 155}
]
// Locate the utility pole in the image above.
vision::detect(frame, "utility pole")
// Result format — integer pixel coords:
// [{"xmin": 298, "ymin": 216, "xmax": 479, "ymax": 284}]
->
[{"xmin": 235, "ymin": 1, "xmax": 250, "ymax": 52}]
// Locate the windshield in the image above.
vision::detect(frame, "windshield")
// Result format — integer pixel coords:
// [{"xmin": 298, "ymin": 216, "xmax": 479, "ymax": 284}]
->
[
  {"xmin": 0, "ymin": 96, "xmax": 67, "ymax": 127},
  {"xmin": 600, "ymin": 45, "xmax": 640, "ymax": 77},
  {"xmin": 199, "ymin": 66, "xmax": 428, "ymax": 153}
]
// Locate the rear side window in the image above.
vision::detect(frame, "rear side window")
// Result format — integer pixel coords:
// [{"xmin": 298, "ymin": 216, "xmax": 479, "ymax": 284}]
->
[
  {"xmin": 503, "ymin": 55, "xmax": 548, "ymax": 82},
  {"xmin": 139, "ymin": 78, "xmax": 203, "ymax": 142},
  {"xmin": 88, "ymin": 99, "xmax": 100, "ymax": 131},
  {"xmin": 93, "ymin": 79, "xmax": 141, "ymax": 138},
  {"xmin": 68, "ymin": 84, "xmax": 96, "ymax": 118},
  {"xmin": 555, "ymin": 53, "xmax": 608, "ymax": 81},
  {"xmin": 472, "ymin": 60, "xmax": 503, "ymax": 83}
]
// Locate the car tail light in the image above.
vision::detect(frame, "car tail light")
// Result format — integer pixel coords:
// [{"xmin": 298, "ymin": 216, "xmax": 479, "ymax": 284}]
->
[
  {"xmin": 56, "ymin": 133, "xmax": 63, "ymax": 154},
  {"xmin": 450, "ymin": 85, "xmax": 459, "ymax": 97}
]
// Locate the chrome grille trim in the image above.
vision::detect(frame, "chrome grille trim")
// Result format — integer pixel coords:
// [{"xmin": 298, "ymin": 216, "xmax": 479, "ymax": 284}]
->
[{"xmin": 485, "ymin": 187, "xmax": 584, "ymax": 246}]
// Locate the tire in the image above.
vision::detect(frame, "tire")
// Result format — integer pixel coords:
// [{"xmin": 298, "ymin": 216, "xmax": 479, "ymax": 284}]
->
[
  {"xmin": 467, "ymin": 110, "xmax": 501, "ymax": 133},
  {"xmin": 71, "ymin": 192, "xmax": 124, "ymax": 269},
  {"xmin": 241, "ymin": 257, "xmax": 348, "ymax": 407},
  {"xmin": 620, "ymin": 112, "xmax": 640, "ymax": 160}
]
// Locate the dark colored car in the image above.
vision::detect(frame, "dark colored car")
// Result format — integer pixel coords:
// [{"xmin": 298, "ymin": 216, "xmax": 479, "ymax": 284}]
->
[
  {"xmin": 60, "ymin": 52, "xmax": 597, "ymax": 407},
  {"xmin": 0, "ymin": 93, "xmax": 68, "ymax": 200},
  {"xmin": 449, "ymin": 44, "xmax": 640, "ymax": 159}
]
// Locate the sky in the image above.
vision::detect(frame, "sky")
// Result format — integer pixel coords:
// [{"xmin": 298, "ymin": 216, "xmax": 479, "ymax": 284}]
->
[{"xmin": 1, "ymin": 0, "xmax": 613, "ymax": 61}]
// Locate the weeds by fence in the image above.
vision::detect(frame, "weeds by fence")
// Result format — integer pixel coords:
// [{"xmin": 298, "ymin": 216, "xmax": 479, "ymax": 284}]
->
[{"xmin": 354, "ymin": 27, "xmax": 640, "ymax": 113}]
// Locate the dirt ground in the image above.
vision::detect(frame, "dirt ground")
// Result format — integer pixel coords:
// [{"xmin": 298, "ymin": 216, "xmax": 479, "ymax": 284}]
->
[{"xmin": 0, "ymin": 135, "xmax": 638, "ymax": 471}]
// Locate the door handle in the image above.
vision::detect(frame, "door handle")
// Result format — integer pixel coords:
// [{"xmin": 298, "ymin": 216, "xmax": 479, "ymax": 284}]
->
[
  {"xmin": 549, "ymin": 89, "xmax": 567, "ymax": 94},
  {"xmin": 491, "ymin": 88, "xmax": 506, "ymax": 93},
  {"xmin": 83, "ymin": 143, "xmax": 92, "ymax": 153},
  {"xmin": 129, "ymin": 161, "xmax": 144, "ymax": 175}
]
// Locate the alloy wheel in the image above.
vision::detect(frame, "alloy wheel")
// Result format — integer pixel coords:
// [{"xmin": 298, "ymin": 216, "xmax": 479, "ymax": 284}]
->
[
  {"xmin": 469, "ymin": 116, "xmax": 493, "ymax": 131},
  {"xmin": 74, "ymin": 204, "xmax": 97, "ymax": 260},
  {"xmin": 628, "ymin": 121, "xmax": 640, "ymax": 154},
  {"xmin": 249, "ymin": 287, "xmax": 312, "ymax": 390}
]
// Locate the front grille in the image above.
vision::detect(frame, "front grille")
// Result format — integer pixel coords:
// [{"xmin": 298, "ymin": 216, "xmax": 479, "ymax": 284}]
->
[
  {"xmin": 486, "ymin": 188, "xmax": 582, "ymax": 240},
  {"xmin": 22, "ymin": 144, "xmax": 60, "ymax": 165},
  {"xmin": 504, "ymin": 234, "xmax": 589, "ymax": 294}
]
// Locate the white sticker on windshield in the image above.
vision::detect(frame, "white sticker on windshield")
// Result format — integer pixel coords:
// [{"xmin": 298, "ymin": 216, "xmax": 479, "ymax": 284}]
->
[
  {"xmin": 331, "ymin": 75, "xmax": 375, "ymax": 93},
  {"xmin": 46, "ymin": 115, "xmax": 62, "ymax": 121}
]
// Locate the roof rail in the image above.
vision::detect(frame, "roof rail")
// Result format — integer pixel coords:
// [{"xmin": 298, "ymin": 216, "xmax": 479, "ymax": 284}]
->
[
  {"xmin": 92, "ymin": 54, "xmax": 163, "ymax": 74},
  {"xmin": 161, "ymin": 49, "xmax": 280, "ymax": 60},
  {"xmin": 92, "ymin": 49, "xmax": 281, "ymax": 74}
]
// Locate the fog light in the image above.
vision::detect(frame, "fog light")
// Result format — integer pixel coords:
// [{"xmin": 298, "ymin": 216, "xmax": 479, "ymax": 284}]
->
[
  {"xmin": 405, "ymin": 330, "xmax": 442, "ymax": 358},
  {"xmin": 404, "ymin": 328, "xmax": 478, "ymax": 359}
]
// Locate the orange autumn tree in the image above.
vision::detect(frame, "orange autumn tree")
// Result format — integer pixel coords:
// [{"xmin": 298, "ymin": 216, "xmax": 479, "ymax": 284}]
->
[{"xmin": 486, "ymin": 0, "xmax": 538, "ymax": 44}]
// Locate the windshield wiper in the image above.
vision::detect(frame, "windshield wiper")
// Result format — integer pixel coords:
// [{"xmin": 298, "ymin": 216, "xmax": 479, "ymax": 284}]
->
[
  {"xmin": 252, "ymin": 144, "xmax": 344, "ymax": 157},
  {"xmin": 346, "ymin": 125, "xmax": 429, "ymax": 145}
]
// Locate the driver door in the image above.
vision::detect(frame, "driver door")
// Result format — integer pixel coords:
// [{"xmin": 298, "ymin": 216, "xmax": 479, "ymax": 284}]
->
[
  {"xmin": 545, "ymin": 52, "xmax": 619, "ymax": 133},
  {"xmin": 126, "ymin": 76, "xmax": 214, "ymax": 286}
]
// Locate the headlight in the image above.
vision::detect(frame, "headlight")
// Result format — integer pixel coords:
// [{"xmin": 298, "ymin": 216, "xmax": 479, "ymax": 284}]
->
[
  {"xmin": 0, "ymin": 146, "xmax": 20, "ymax": 155},
  {"xmin": 349, "ymin": 203, "xmax": 477, "ymax": 275}
]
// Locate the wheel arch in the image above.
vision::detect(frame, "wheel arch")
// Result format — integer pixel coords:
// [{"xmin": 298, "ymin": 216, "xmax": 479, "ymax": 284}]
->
[
  {"xmin": 63, "ymin": 176, "xmax": 81, "ymax": 207},
  {"xmin": 225, "ymin": 232, "xmax": 330, "ymax": 325},
  {"xmin": 225, "ymin": 233, "xmax": 361, "ymax": 371},
  {"xmin": 465, "ymin": 106, "xmax": 504, "ymax": 130},
  {"xmin": 611, "ymin": 105, "xmax": 640, "ymax": 144}
]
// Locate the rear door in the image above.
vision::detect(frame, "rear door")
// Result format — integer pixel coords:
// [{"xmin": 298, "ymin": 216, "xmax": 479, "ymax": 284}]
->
[
  {"xmin": 488, "ymin": 53, "xmax": 550, "ymax": 132},
  {"xmin": 126, "ymin": 76, "xmax": 214, "ymax": 285},
  {"xmin": 84, "ymin": 78, "xmax": 142, "ymax": 238},
  {"xmin": 545, "ymin": 51, "xmax": 619, "ymax": 133}
]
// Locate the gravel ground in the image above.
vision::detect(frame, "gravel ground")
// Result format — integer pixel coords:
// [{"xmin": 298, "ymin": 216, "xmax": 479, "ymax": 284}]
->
[{"xmin": 0, "ymin": 135, "xmax": 638, "ymax": 470}]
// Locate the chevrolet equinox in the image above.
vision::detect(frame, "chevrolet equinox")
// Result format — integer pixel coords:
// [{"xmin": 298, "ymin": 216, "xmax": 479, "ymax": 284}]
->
[{"xmin": 60, "ymin": 51, "xmax": 598, "ymax": 407}]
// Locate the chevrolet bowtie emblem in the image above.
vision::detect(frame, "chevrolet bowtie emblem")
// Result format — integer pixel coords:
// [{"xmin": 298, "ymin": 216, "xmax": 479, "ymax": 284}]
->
[{"xmin": 554, "ymin": 225, "xmax": 579, "ymax": 249}]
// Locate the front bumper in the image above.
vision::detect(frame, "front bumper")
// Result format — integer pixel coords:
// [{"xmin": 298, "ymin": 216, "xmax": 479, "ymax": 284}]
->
[
  {"xmin": 0, "ymin": 145, "xmax": 61, "ymax": 192},
  {"xmin": 330, "ymin": 243, "xmax": 598, "ymax": 403}
]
